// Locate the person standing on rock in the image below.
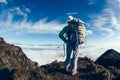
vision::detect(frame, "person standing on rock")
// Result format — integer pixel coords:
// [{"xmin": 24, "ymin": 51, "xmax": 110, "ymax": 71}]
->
[{"xmin": 59, "ymin": 16, "xmax": 86, "ymax": 76}]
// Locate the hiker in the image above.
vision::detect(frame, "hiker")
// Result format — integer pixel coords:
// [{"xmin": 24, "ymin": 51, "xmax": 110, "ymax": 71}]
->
[{"xmin": 59, "ymin": 16, "xmax": 86, "ymax": 76}]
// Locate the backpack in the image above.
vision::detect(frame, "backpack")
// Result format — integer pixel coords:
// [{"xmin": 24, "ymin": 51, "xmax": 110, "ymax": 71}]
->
[{"xmin": 67, "ymin": 18, "xmax": 86, "ymax": 45}]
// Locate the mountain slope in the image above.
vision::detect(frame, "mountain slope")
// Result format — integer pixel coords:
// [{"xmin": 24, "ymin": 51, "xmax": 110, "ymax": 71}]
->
[
  {"xmin": 0, "ymin": 38, "xmax": 46, "ymax": 80},
  {"xmin": 95, "ymin": 49, "xmax": 120, "ymax": 69}
]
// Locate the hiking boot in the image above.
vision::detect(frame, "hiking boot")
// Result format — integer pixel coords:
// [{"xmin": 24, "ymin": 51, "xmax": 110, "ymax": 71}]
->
[
  {"xmin": 72, "ymin": 71, "xmax": 78, "ymax": 76},
  {"xmin": 65, "ymin": 67, "xmax": 69, "ymax": 72},
  {"xmin": 65, "ymin": 65, "xmax": 70, "ymax": 72}
]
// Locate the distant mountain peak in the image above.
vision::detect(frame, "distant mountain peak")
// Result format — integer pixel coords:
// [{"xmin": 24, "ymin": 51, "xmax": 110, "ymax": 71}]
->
[
  {"xmin": 105, "ymin": 49, "xmax": 119, "ymax": 54},
  {"xmin": 95, "ymin": 49, "xmax": 120, "ymax": 69},
  {"xmin": 100, "ymin": 49, "xmax": 120, "ymax": 59}
]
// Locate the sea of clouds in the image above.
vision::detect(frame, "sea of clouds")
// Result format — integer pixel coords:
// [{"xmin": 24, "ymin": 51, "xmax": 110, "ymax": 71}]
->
[{"xmin": 17, "ymin": 42, "xmax": 120, "ymax": 66}]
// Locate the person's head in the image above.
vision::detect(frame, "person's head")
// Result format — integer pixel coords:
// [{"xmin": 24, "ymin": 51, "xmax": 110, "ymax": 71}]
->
[
  {"xmin": 67, "ymin": 15, "xmax": 73, "ymax": 25},
  {"xmin": 68, "ymin": 15, "xmax": 73, "ymax": 21}
]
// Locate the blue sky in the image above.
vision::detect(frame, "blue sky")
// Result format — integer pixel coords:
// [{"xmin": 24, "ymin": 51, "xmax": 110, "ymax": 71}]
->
[{"xmin": 0, "ymin": 0, "xmax": 120, "ymax": 46}]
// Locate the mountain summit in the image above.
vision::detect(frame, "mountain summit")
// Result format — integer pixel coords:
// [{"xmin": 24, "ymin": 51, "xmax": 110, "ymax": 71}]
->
[{"xmin": 95, "ymin": 49, "xmax": 120, "ymax": 69}]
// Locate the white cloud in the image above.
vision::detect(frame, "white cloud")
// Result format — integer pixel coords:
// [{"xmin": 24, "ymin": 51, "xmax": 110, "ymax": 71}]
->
[
  {"xmin": 80, "ymin": 42, "xmax": 120, "ymax": 61},
  {"xmin": 109, "ymin": 0, "xmax": 120, "ymax": 31},
  {"xmin": 0, "ymin": 7, "xmax": 28, "ymax": 22},
  {"xmin": 24, "ymin": 7, "xmax": 31, "ymax": 13},
  {"xmin": 85, "ymin": 22, "xmax": 91, "ymax": 27},
  {"xmin": 108, "ymin": 0, "xmax": 120, "ymax": 7},
  {"xmin": 0, "ymin": 0, "xmax": 7, "ymax": 4},
  {"xmin": 0, "ymin": 6, "xmax": 65, "ymax": 35},
  {"xmin": 111, "ymin": 15, "xmax": 120, "ymax": 30},
  {"xmin": 103, "ymin": 8, "xmax": 120, "ymax": 30},
  {"xmin": 0, "ymin": 17, "xmax": 66, "ymax": 34},
  {"xmin": 9, "ymin": 7, "xmax": 28, "ymax": 18},
  {"xmin": 16, "ymin": 44, "xmax": 64, "ymax": 65},
  {"xmin": 89, "ymin": 14, "xmax": 115, "ymax": 37},
  {"xmin": 66, "ymin": 12, "xmax": 78, "ymax": 15},
  {"xmin": 87, "ymin": 0, "xmax": 95, "ymax": 5},
  {"xmin": 89, "ymin": 0, "xmax": 120, "ymax": 37},
  {"xmin": 27, "ymin": 18, "xmax": 65, "ymax": 34},
  {"xmin": 86, "ymin": 30, "xmax": 93, "ymax": 35},
  {"xmin": 16, "ymin": 41, "xmax": 120, "ymax": 65}
]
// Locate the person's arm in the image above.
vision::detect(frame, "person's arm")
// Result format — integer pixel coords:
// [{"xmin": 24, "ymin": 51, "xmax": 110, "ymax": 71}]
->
[{"xmin": 59, "ymin": 26, "xmax": 68, "ymax": 43}]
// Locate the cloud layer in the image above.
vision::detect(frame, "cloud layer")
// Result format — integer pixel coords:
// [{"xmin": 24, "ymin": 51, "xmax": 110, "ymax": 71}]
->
[
  {"xmin": 0, "ymin": 0, "xmax": 7, "ymax": 4},
  {"xmin": 18, "ymin": 42, "xmax": 120, "ymax": 65},
  {"xmin": 89, "ymin": 0, "xmax": 120, "ymax": 38}
]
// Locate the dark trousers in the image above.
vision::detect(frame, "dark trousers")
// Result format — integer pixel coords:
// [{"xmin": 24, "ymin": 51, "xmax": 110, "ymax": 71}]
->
[{"xmin": 64, "ymin": 42, "xmax": 79, "ymax": 72}]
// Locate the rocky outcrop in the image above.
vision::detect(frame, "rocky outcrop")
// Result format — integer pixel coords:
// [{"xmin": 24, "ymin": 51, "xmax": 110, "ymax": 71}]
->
[{"xmin": 0, "ymin": 37, "xmax": 46, "ymax": 80}]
